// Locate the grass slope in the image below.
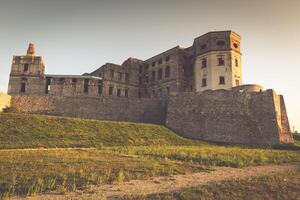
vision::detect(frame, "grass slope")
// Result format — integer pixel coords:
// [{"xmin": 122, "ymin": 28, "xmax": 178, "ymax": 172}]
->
[{"xmin": 0, "ymin": 113, "xmax": 199, "ymax": 149}]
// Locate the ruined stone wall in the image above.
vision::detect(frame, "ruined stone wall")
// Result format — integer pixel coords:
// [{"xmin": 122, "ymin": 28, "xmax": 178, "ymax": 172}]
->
[
  {"xmin": 0, "ymin": 93, "xmax": 11, "ymax": 112},
  {"xmin": 166, "ymin": 85, "xmax": 293, "ymax": 146},
  {"xmin": 10, "ymin": 95, "xmax": 166, "ymax": 124}
]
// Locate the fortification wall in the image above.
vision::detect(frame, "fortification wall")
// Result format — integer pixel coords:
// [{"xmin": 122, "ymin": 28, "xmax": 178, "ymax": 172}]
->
[
  {"xmin": 166, "ymin": 85, "xmax": 293, "ymax": 146},
  {"xmin": 0, "ymin": 93, "xmax": 11, "ymax": 112},
  {"xmin": 11, "ymin": 96, "xmax": 166, "ymax": 124}
]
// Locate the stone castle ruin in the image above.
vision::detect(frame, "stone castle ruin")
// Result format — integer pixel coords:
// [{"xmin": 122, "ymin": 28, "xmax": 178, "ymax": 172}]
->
[{"xmin": 7, "ymin": 31, "xmax": 293, "ymax": 146}]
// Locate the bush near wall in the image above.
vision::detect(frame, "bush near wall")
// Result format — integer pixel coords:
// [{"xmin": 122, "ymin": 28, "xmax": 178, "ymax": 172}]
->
[{"xmin": 0, "ymin": 92, "xmax": 11, "ymax": 112}]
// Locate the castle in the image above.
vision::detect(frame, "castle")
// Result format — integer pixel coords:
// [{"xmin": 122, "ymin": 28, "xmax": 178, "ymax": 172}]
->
[{"xmin": 7, "ymin": 31, "xmax": 294, "ymax": 146}]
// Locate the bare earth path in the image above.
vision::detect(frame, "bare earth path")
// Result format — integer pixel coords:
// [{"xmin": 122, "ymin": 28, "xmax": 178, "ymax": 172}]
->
[{"xmin": 11, "ymin": 163, "xmax": 300, "ymax": 200}]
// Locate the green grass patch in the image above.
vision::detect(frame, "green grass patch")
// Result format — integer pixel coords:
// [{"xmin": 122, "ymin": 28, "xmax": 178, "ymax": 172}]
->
[
  {"xmin": 105, "ymin": 145, "xmax": 300, "ymax": 168},
  {"xmin": 123, "ymin": 170, "xmax": 300, "ymax": 200},
  {"xmin": 0, "ymin": 113, "xmax": 200, "ymax": 149},
  {"xmin": 0, "ymin": 149, "xmax": 207, "ymax": 198}
]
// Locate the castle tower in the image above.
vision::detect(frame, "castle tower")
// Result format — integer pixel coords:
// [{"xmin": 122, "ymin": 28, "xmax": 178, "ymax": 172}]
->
[
  {"xmin": 8, "ymin": 43, "xmax": 46, "ymax": 95},
  {"xmin": 193, "ymin": 31, "xmax": 242, "ymax": 92}
]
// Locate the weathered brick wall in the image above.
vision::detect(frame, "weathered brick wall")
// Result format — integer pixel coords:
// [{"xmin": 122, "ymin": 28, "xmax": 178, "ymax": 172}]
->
[
  {"xmin": 11, "ymin": 96, "xmax": 166, "ymax": 124},
  {"xmin": 166, "ymin": 85, "xmax": 293, "ymax": 146},
  {"xmin": 0, "ymin": 93, "xmax": 11, "ymax": 112}
]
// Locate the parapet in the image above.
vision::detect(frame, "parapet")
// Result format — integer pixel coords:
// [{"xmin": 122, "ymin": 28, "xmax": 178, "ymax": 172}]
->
[{"xmin": 231, "ymin": 84, "xmax": 263, "ymax": 93}]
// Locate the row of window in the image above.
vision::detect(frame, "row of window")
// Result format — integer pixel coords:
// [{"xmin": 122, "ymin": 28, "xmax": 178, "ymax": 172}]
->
[
  {"xmin": 150, "ymin": 66, "xmax": 171, "ymax": 82},
  {"xmin": 201, "ymin": 76, "xmax": 226, "ymax": 87},
  {"xmin": 108, "ymin": 69, "xmax": 130, "ymax": 82},
  {"xmin": 108, "ymin": 86, "xmax": 129, "ymax": 97},
  {"xmin": 200, "ymin": 41, "xmax": 239, "ymax": 50},
  {"xmin": 201, "ymin": 57, "xmax": 239, "ymax": 68}
]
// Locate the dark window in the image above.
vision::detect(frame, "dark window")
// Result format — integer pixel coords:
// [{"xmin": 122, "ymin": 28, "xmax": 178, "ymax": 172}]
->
[
  {"xmin": 202, "ymin": 58, "xmax": 207, "ymax": 68},
  {"xmin": 139, "ymin": 77, "xmax": 142, "ymax": 85},
  {"xmin": 24, "ymin": 64, "xmax": 29, "ymax": 72},
  {"xmin": 99, "ymin": 73, "xmax": 102, "ymax": 77},
  {"xmin": 20, "ymin": 83, "xmax": 26, "ymax": 93},
  {"xmin": 236, "ymin": 79, "xmax": 240, "ymax": 86},
  {"xmin": 218, "ymin": 56, "xmax": 225, "ymax": 66},
  {"xmin": 125, "ymin": 73, "xmax": 130, "ymax": 82},
  {"xmin": 59, "ymin": 78, "xmax": 65, "ymax": 83},
  {"xmin": 165, "ymin": 66, "xmax": 170, "ymax": 78},
  {"xmin": 145, "ymin": 65, "xmax": 149, "ymax": 71},
  {"xmin": 152, "ymin": 62, "xmax": 155, "ymax": 67},
  {"xmin": 158, "ymin": 68, "xmax": 162, "ymax": 80},
  {"xmin": 219, "ymin": 76, "xmax": 225, "ymax": 85},
  {"xmin": 151, "ymin": 71, "xmax": 156, "ymax": 82},
  {"xmin": 72, "ymin": 78, "xmax": 77, "ymax": 83},
  {"xmin": 109, "ymin": 86, "xmax": 113, "ymax": 95},
  {"xmin": 139, "ymin": 65, "xmax": 143, "ymax": 73},
  {"xmin": 166, "ymin": 87, "xmax": 170, "ymax": 95},
  {"xmin": 110, "ymin": 69, "xmax": 114, "ymax": 78},
  {"xmin": 84, "ymin": 79, "xmax": 89, "ymax": 93},
  {"xmin": 98, "ymin": 80, "xmax": 103, "ymax": 95},
  {"xmin": 235, "ymin": 59, "xmax": 239, "ymax": 67},
  {"xmin": 125, "ymin": 88, "xmax": 129, "ymax": 98},
  {"xmin": 117, "ymin": 89, "xmax": 121, "ymax": 97},
  {"xmin": 201, "ymin": 44, "xmax": 207, "ymax": 50},
  {"xmin": 45, "ymin": 77, "xmax": 51, "ymax": 94},
  {"xmin": 190, "ymin": 85, "xmax": 193, "ymax": 91},
  {"xmin": 165, "ymin": 56, "xmax": 170, "ymax": 62},
  {"xmin": 118, "ymin": 72, "xmax": 122, "ymax": 81},
  {"xmin": 202, "ymin": 78, "xmax": 207, "ymax": 87},
  {"xmin": 233, "ymin": 43, "xmax": 239, "ymax": 48},
  {"xmin": 159, "ymin": 88, "xmax": 162, "ymax": 97},
  {"xmin": 158, "ymin": 59, "xmax": 162, "ymax": 64},
  {"xmin": 217, "ymin": 40, "xmax": 225, "ymax": 46}
]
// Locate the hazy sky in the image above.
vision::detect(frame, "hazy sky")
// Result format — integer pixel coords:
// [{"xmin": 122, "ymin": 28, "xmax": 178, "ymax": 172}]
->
[{"xmin": 0, "ymin": 0, "xmax": 299, "ymax": 130}]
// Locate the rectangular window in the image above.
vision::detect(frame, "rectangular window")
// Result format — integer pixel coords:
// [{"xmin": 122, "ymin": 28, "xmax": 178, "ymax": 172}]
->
[
  {"xmin": 165, "ymin": 56, "xmax": 170, "ymax": 62},
  {"xmin": 166, "ymin": 87, "xmax": 170, "ymax": 95},
  {"xmin": 118, "ymin": 72, "xmax": 122, "ymax": 81},
  {"xmin": 72, "ymin": 78, "xmax": 77, "ymax": 83},
  {"xmin": 125, "ymin": 88, "xmax": 129, "ymax": 98},
  {"xmin": 202, "ymin": 78, "xmax": 207, "ymax": 87},
  {"xmin": 218, "ymin": 56, "xmax": 225, "ymax": 66},
  {"xmin": 152, "ymin": 62, "xmax": 155, "ymax": 67},
  {"xmin": 158, "ymin": 68, "xmax": 162, "ymax": 80},
  {"xmin": 219, "ymin": 76, "xmax": 225, "ymax": 85},
  {"xmin": 202, "ymin": 58, "xmax": 207, "ymax": 68},
  {"xmin": 24, "ymin": 64, "xmax": 29, "ymax": 72},
  {"xmin": 158, "ymin": 59, "xmax": 162, "ymax": 64},
  {"xmin": 45, "ymin": 77, "xmax": 51, "ymax": 94},
  {"xmin": 165, "ymin": 66, "xmax": 170, "ymax": 78},
  {"xmin": 236, "ymin": 79, "xmax": 240, "ymax": 86},
  {"xmin": 235, "ymin": 59, "xmax": 239, "ymax": 67},
  {"xmin": 151, "ymin": 71, "xmax": 156, "ymax": 82},
  {"xmin": 109, "ymin": 86, "xmax": 113, "ymax": 95},
  {"xmin": 110, "ymin": 69, "xmax": 114, "ymax": 78},
  {"xmin": 20, "ymin": 83, "xmax": 26, "ymax": 93},
  {"xmin": 159, "ymin": 88, "xmax": 162, "ymax": 97},
  {"xmin": 98, "ymin": 80, "xmax": 103, "ymax": 95},
  {"xmin": 84, "ymin": 79, "xmax": 89, "ymax": 93},
  {"xmin": 117, "ymin": 88, "xmax": 121, "ymax": 97},
  {"xmin": 125, "ymin": 73, "xmax": 130, "ymax": 82}
]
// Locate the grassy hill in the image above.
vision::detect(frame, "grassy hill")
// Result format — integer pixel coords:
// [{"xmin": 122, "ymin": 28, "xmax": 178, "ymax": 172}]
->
[{"xmin": 0, "ymin": 113, "xmax": 200, "ymax": 149}]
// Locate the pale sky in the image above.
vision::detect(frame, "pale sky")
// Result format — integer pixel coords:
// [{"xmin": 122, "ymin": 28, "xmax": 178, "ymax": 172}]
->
[{"xmin": 0, "ymin": 0, "xmax": 299, "ymax": 131}]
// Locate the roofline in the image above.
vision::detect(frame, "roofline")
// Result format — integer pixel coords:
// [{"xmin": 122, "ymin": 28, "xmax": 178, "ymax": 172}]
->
[
  {"xmin": 45, "ymin": 74, "xmax": 102, "ymax": 80},
  {"xmin": 194, "ymin": 30, "xmax": 241, "ymax": 41},
  {"xmin": 144, "ymin": 45, "xmax": 185, "ymax": 62}
]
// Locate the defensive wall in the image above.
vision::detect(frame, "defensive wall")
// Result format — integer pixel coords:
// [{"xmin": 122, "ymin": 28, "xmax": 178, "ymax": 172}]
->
[{"xmin": 7, "ymin": 84, "xmax": 293, "ymax": 146}]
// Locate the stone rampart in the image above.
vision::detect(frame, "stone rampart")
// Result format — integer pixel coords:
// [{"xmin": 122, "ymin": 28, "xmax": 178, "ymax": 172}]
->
[
  {"xmin": 166, "ymin": 87, "xmax": 293, "ymax": 146},
  {"xmin": 11, "ymin": 96, "xmax": 166, "ymax": 124}
]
